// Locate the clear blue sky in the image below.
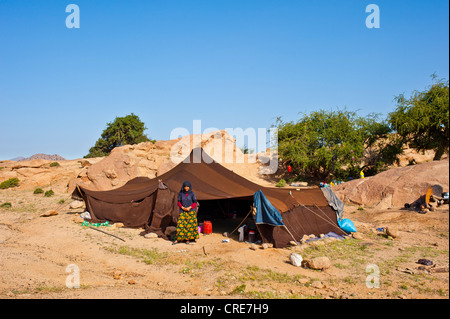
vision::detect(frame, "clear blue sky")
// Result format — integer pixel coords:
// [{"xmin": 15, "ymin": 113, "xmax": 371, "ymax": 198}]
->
[{"xmin": 0, "ymin": 0, "xmax": 448, "ymax": 160}]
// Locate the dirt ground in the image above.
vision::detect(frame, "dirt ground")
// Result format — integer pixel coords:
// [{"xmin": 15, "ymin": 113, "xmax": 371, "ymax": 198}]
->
[{"xmin": 0, "ymin": 188, "xmax": 448, "ymax": 300}]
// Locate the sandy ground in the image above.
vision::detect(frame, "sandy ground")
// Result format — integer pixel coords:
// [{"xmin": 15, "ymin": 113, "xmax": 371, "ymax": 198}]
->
[{"xmin": 0, "ymin": 188, "xmax": 448, "ymax": 300}]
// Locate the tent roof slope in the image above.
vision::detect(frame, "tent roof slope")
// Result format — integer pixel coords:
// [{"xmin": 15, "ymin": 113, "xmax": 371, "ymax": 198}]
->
[{"xmin": 74, "ymin": 148, "xmax": 330, "ymax": 212}]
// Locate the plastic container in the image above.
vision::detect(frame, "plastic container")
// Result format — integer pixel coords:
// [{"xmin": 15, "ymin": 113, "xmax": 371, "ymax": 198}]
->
[
  {"xmin": 238, "ymin": 226, "xmax": 245, "ymax": 242},
  {"xmin": 248, "ymin": 230, "xmax": 256, "ymax": 243},
  {"xmin": 203, "ymin": 221, "xmax": 212, "ymax": 235}
]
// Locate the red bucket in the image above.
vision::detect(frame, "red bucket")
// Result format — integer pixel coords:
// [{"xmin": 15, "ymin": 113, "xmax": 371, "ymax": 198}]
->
[{"xmin": 203, "ymin": 221, "xmax": 212, "ymax": 235}]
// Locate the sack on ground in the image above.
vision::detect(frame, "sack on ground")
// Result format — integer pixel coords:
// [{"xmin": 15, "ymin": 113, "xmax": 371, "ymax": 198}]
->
[
  {"xmin": 338, "ymin": 218, "xmax": 357, "ymax": 233},
  {"xmin": 290, "ymin": 253, "xmax": 303, "ymax": 267}
]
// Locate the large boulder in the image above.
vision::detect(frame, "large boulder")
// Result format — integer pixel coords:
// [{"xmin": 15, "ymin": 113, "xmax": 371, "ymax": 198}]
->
[{"xmin": 333, "ymin": 159, "xmax": 449, "ymax": 208}]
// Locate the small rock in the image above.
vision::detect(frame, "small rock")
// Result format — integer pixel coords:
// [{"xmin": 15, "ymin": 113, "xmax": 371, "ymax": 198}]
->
[
  {"xmin": 69, "ymin": 201, "xmax": 84, "ymax": 209},
  {"xmin": 297, "ymin": 278, "xmax": 309, "ymax": 285},
  {"xmin": 128, "ymin": 280, "xmax": 136, "ymax": 285},
  {"xmin": 113, "ymin": 222, "xmax": 124, "ymax": 228},
  {"xmin": 289, "ymin": 241, "xmax": 298, "ymax": 246},
  {"xmin": 113, "ymin": 271, "xmax": 121, "ymax": 280},
  {"xmin": 300, "ymin": 234, "xmax": 310, "ymax": 243},
  {"xmin": 144, "ymin": 232, "xmax": 158, "ymax": 239},
  {"xmin": 80, "ymin": 159, "xmax": 92, "ymax": 167},
  {"xmin": 249, "ymin": 244, "xmax": 258, "ymax": 250},
  {"xmin": 261, "ymin": 243, "xmax": 272, "ymax": 249},
  {"xmin": 40, "ymin": 210, "xmax": 58, "ymax": 217},
  {"xmin": 386, "ymin": 227, "xmax": 399, "ymax": 238},
  {"xmin": 304, "ymin": 256, "xmax": 331, "ymax": 270},
  {"xmin": 352, "ymin": 232, "xmax": 364, "ymax": 240},
  {"xmin": 311, "ymin": 281, "xmax": 324, "ymax": 289},
  {"xmin": 72, "ymin": 216, "xmax": 84, "ymax": 224}
]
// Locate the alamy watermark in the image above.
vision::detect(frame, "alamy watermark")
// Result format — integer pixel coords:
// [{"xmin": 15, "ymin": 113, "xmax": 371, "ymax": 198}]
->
[
  {"xmin": 65, "ymin": 264, "xmax": 80, "ymax": 288},
  {"xmin": 365, "ymin": 4, "xmax": 380, "ymax": 29},
  {"xmin": 365, "ymin": 263, "xmax": 380, "ymax": 289},
  {"xmin": 65, "ymin": 4, "xmax": 80, "ymax": 29},
  {"xmin": 65, "ymin": 4, "xmax": 379, "ymax": 30},
  {"xmin": 169, "ymin": 120, "xmax": 279, "ymax": 174}
]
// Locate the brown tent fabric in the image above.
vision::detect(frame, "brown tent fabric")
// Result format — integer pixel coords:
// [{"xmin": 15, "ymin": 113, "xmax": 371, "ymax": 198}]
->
[
  {"xmin": 257, "ymin": 205, "xmax": 345, "ymax": 248},
  {"xmin": 72, "ymin": 148, "xmax": 345, "ymax": 247}
]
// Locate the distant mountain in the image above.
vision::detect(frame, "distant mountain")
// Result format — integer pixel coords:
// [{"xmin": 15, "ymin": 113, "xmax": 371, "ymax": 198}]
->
[{"xmin": 10, "ymin": 154, "xmax": 67, "ymax": 161}]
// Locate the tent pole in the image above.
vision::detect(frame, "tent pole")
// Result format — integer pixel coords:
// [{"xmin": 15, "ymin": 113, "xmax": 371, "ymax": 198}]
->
[
  {"xmin": 283, "ymin": 225, "xmax": 298, "ymax": 243},
  {"xmin": 228, "ymin": 206, "xmax": 253, "ymax": 236}
]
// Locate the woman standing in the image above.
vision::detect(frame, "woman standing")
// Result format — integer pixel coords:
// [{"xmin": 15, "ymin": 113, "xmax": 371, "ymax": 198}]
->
[{"xmin": 173, "ymin": 181, "xmax": 199, "ymax": 244}]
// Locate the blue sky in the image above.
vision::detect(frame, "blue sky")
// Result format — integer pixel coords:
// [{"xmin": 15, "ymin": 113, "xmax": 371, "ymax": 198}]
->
[{"xmin": 0, "ymin": 0, "xmax": 448, "ymax": 160}]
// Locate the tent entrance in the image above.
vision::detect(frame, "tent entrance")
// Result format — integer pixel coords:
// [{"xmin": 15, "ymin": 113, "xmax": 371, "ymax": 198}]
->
[{"xmin": 197, "ymin": 196, "xmax": 254, "ymax": 236}]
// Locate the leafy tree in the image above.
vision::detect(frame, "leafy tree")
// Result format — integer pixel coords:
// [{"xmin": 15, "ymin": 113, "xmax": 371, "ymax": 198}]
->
[
  {"xmin": 388, "ymin": 76, "xmax": 449, "ymax": 160},
  {"xmin": 277, "ymin": 109, "xmax": 391, "ymax": 180},
  {"xmin": 85, "ymin": 113, "xmax": 153, "ymax": 158}
]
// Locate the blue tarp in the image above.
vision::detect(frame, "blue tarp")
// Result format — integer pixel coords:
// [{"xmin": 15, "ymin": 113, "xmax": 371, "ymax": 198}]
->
[
  {"xmin": 305, "ymin": 231, "xmax": 345, "ymax": 242},
  {"xmin": 253, "ymin": 190, "xmax": 284, "ymax": 226}
]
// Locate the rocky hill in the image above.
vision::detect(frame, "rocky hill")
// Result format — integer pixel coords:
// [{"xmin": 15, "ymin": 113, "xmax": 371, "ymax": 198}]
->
[{"xmin": 10, "ymin": 154, "xmax": 66, "ymax": 161}]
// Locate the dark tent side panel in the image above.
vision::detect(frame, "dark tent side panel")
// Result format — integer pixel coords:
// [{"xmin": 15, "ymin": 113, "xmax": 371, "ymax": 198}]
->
[
  {"xmin": 144, "ymin": 187, "xmax": 180, "ymax": 239},
  {"xmin": 87, "ymin": 194, "xmax": 156, "ymax": 228},
  {"xmin": 257, "ymin": 205, "xmax": 345, "ymax": 248}
]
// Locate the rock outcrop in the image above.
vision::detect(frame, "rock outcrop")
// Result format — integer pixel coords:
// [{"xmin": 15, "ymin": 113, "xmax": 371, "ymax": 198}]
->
[
  {"xmin": 332, "ymin": 159, "xmax": 449, "ymax": 209},
  {"xmin": 0, "ymin": 158, "xmax": 101, "ymax": 192}
]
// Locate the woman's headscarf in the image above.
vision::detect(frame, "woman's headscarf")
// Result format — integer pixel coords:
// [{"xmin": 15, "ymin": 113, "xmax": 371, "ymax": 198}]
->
[{"xmin": 180, "ymin": 181, "xmax": 193, "ymax": 194}]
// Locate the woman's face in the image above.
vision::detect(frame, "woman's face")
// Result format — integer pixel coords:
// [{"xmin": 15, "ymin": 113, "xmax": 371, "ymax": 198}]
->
[{"xmin": 184, "ymin": 186, "xmax": 190, "ymax": 192}]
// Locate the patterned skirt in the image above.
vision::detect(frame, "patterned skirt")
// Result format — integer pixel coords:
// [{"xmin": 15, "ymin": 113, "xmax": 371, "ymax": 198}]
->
[{"xmin": 175, "ymin": 209, "xmax": 199, "ymax": 241}]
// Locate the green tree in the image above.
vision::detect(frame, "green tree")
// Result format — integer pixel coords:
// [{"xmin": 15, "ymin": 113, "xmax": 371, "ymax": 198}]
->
[
  {"xmin": 388, "ymin": 77, "xmax": 449, "ymax": 160},
  {"xmin": 277, "ymin": 109, "xmax": 391, "ymax": 180},
  {"xmin": 85, "ymin": 113, "xmax": 152, "ymax": 158}
]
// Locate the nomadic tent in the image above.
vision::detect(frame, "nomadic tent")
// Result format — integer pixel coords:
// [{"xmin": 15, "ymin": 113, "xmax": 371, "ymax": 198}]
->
[{"xmin": 72, "ymin": 148, "xmax": 347, "ymax": 248}]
